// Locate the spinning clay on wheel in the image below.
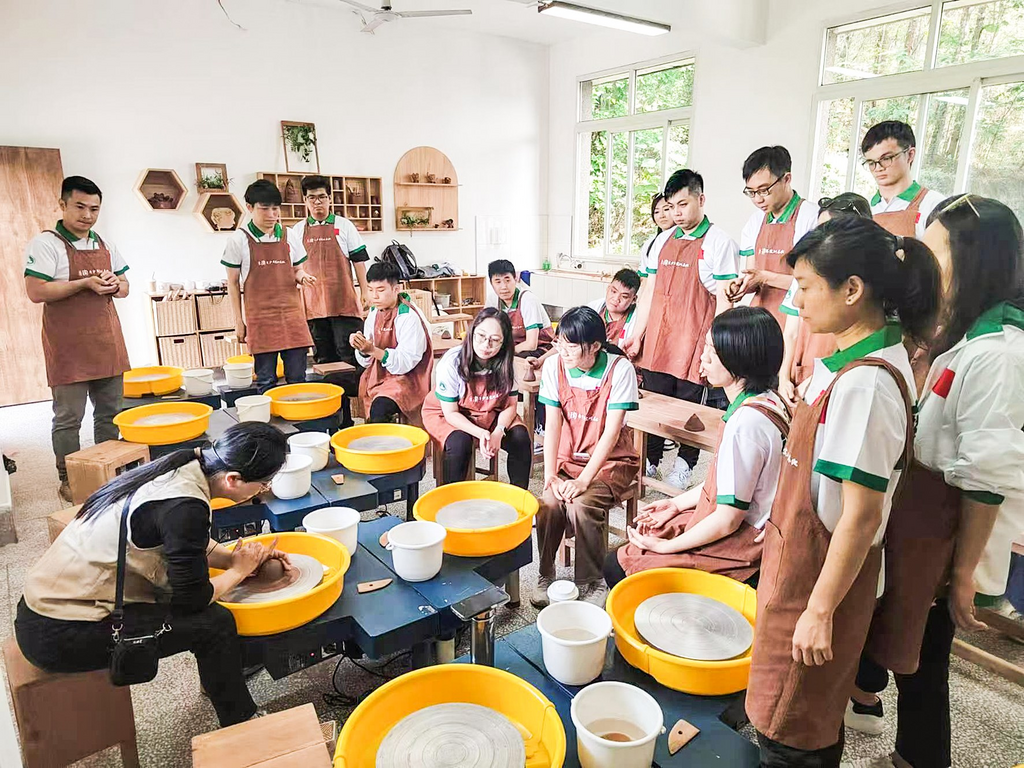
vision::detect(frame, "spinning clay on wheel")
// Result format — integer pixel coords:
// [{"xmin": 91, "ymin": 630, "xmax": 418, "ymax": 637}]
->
[
  {"xmin": 221, "ymin": 553, "xmax": 324, "ymax": 604},
  {"xmin": 435, "ymin": 499, "xmax": 519, "ymax": 530},
  {"xmin": 347, "ymin": 435, "xmax": 414, "ymax": 452},
  {"xmin": 633, "ymin": 593, "xmax": 753, "ymax": 661}
]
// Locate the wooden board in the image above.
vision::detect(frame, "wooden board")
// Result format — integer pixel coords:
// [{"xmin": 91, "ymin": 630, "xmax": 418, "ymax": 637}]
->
[{"xmin": 0, "ymin": 146, "xmax": 63, "ymax": 405}]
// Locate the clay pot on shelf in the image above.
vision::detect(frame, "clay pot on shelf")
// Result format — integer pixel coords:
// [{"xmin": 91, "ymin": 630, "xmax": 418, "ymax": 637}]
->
[
  {"xmin": 410, "ymin": 173, "xmax": 420, "ymax": 183},
  {"xmin": 284, "ymin": 179, "xmax": 301, "ymax": 203},
  {"xmin": 426, "ymin": 173, "xmax": 437, "ymax": 184},
  {"xmin": 442, "ymin": 177, "xmax": 452, "ymax": 185}
]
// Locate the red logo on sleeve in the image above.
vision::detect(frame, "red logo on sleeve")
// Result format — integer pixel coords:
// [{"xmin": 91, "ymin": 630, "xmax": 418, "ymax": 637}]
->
[{"xmin": 932, "ymin": 368, "xmax": 955, "ymax": 398}]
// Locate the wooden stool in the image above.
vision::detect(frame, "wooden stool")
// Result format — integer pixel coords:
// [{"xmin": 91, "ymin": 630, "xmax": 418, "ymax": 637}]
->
[
  {"xmin": 430, "ymin": 438, "xmax": 500, "ymax": 484},
  {"xmin": 560, "ymin": 482, "xmax": 639, "ymax": 568},
  {"xmin": 3, "ymin": 637, "xmax": 139, "ymax": 767}
]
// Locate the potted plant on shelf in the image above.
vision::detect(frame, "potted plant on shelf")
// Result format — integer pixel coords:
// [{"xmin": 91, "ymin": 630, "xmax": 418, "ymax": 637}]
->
[{"xmin": 281, "ymin": 120, "xmax": 319, "ymax": 172}]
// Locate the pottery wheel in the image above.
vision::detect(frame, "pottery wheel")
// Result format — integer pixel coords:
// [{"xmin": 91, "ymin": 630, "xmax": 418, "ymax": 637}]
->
[
  {"xmin": 133, "ymin": 412, "xmax": 195, "ymax": 426},
  {"xmin": 221, "ymin": 553, "xmax": 324, "ymax": 604},
  {"xmin": 347, "ymin": 435, "xmax": 413, "ymax": 452},
  {"xmin": 375, "ymin": 703, "xmax": 525, "ymax": 768},
  {"xmin": 634, "ymin": 593, "xmax": 753, "ymax": 661},
  {"xmin": 277, "ymin": 393, "xmax": 326, "ymax": 402},
  {"xmin": 128, "ymin": 373, "xmax": 170, "ymax": 382},
  {"xmin": 435, "ymin": 500, "xmax": 519, "ymax": 530}
]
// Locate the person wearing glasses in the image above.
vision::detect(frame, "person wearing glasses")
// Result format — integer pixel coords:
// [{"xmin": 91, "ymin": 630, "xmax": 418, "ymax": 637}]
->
[
  {"xmin": 730, "ymin": 146, "xmax": 819, "ymax": 326},
  {"xmin": 422, "ymin": 308, "xmax": 532, "ymax": 488},
  {"xmin": 862, "ymin": 121, "xmax": 945, "ymax": 238},
  {"xmin": 287, "ymin": 175, "xmax": 370, "ymax": 428},
  {"xmin": 16, "ymin": 422, "xmax": 290, "ymax": 727}
]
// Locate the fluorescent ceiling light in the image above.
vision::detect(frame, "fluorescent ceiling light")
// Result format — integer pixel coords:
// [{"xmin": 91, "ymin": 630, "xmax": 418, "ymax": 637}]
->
[
  {"xmin": 935, "ymin": 95, "xmax": 969, "ymax": 105},
  {"xmin": 825, "ymin": 66, "xmax": 879, "ymax": 79},
  {"xmin": 538, "ymin": 1, "xmax": 671, "ymax": 36}
]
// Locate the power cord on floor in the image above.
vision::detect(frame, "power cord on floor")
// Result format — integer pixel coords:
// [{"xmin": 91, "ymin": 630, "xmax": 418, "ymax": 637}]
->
[{"xmin": 322, "ymin": 649, "xmax": 413, "ymax": 708}]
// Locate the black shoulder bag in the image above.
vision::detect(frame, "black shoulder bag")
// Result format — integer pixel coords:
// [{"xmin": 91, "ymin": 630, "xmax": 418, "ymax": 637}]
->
[{"xmin": 109, "ymin": 491, "xmax": 171, "ymax": 686}]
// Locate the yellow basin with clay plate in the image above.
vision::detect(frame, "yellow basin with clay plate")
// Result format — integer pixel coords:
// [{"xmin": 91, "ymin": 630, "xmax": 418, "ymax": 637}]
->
[
  {"xmin": 330, "ymin": 424, "xmax": 428, "ymax": 474},
  {"xmin": 114, "ymin": 402, "xmax": 213, "ymax": 445},
  {"xmin": 266, "ymin": 383, "xmax": 344, "ymax": 421},
  {"xmin": 123, "ymin": 366, "xmax": 183, "ymax": 398},
  {"xmin": 213, "ymin": 532, "xmax": 349, "ymax": 636},
  {"xmin": 606, "ymin": 567, "xmax": 757, "ymax": 696},
  {"xmin": 226, "ymin": 354, "xmax": 284, "ymax": 380},
  {"xmin": 413, "ymin": 481, "xmax": 538, "ymax": 557},
  {"xmin": 334, "ymin": 664, "xmax": 566, "ymax": 768}
]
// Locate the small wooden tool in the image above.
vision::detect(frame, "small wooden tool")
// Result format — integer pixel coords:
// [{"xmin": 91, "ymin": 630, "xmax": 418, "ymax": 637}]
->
[
  {"xmin": 332, "ymin": 473, "xmax": 346, "ymax": 485},
  {"xmin": 379, "ymin": 531, "xmax": 389, "ymax": 547},
  {"xmin": 357, "ymin": 578, "xmax": 393, "ymax": 594},
  {"xmin": 684, "ymin": 414, "xmax": 705, "ymax": 432},
  {"xmin": 668, "ymin": 718, "xmax": 700, "ymax": 754}
]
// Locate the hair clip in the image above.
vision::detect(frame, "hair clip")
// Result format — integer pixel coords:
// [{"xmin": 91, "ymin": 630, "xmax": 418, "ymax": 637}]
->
[{"xmin": 894, "ymin": 235, "xmax": 906, "ymax": 262}]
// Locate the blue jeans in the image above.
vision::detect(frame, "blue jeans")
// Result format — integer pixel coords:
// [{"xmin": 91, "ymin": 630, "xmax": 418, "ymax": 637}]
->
[{"xmin": 254, "ymin": 347, "xmax": 307, "ymax": 394}]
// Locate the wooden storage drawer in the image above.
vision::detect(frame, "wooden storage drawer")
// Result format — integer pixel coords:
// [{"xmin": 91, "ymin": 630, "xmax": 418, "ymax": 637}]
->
[
  {"xmin": 152, "ymin": 296, "xmax": 197, "ymax": 336},
  {"xmin": 200, "ymin": 332, "xmax": 243, "ymax": 368},
  {"xmin": 196, "ymin": 293, "xmax": 235, "ymax": 331},
  {"xmin": 158, "ymin": 334, "xmax": 202, "ymax": 369}
]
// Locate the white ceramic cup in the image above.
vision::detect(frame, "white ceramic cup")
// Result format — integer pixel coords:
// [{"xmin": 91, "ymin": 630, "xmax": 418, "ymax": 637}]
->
[
  {"xmin": 571, "ymin": 682, "xmax": 665, "ymax": 768},
  {"xmin": 548, "ymin": 580, "xmax": 579, "ymax": 603},
  {"xmin": 288, "ymin": 432, "xmax": 331, "ymax": 472},
  {"xmin": 303, "ymin": 507, "xmax": 360, "ymax": 556},
  {"xmin": 271, "ymin": 454, "xmax": 313, "ymax": 500},
  {"xmin": 183, "ymin": 369, "xmax": 214, "ymax": 396},
  {"xmin": 223, "ymin": 362, "xmax": 254, "ymax": 389},
  {"xmin": 537, "ymin": 600, "xmax": 612, "ymax": 685},
  {"xmin": 236, "ymin": 395, "xmax": 271, "ymax": 423},
  {"xmin": 385, "ymin": 521, "xmax": 446, "ymax": 582}
]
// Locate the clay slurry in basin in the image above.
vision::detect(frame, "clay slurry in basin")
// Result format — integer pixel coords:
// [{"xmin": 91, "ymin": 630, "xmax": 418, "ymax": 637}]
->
[
  {"xmin": 435, "ymin": 499, "xmax": 519, "ymax": 530},
  {"xmin": 633, "ymin": 593, "xmax": 753, "ymax": 662},
  {"xmin": 276, "ymin": 393, "xmax": 328, "ymax": 402},
  {"xmin": 346, "ymin": 435, "xmax": 414, "ymax": 452},
  {"xmin": 221, "ymin": 553, "xmax": 324, "ymax": 604},
  {"xmin": 133, "ymin": 412, "xmax": 195, "ymax": 426},
  {"xmin": 375, "ymin": 703, "xmax": 526, "ymax": 768},
  {"xmin": 128, "ymin": 373, "xmax": 172, "ymax": 382}
]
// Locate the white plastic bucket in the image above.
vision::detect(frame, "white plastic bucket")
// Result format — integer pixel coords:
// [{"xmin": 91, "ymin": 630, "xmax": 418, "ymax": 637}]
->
[
  {"xmin": 224, "ymin": 362, "xmax": 254, "ymax": 389},
  {"xmin": 386, "ymin": 521, "xmax": 446, "ymax": 582},
  {"xmin": 183, "ymin": 369, "xmax": 214, "ymax": 396},
  {"xmin": 288, "ymin": 432, "xmax": 331, "ymax": 471},
  {"xmin": 537, "ymin": 600, "xmax": 612, "ymax": 685},
  {"xmin": 271, "ymin": 454, "xmax": 313, "ymax": 500},
  {"xmin": 571, "ymin": 682, "xmax": 665, "ymax": 768},
  {"xmin": 236, "ymin": 395, "xmax": 271, "ymax": 423},
  {"xmin": 303, "ymin": 507, "xmax": 360, "ymax": 556}
]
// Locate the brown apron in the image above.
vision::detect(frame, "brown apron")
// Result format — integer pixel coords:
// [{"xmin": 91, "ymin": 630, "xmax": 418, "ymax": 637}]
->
[
  {"xmin": 358, "ymin": 297, "xmax": 433, "ymax": 424},
  {"xmin": 746, "ymin": 358, "xmax": 912, "ymax": 752},
  {"xmin": 41, "ymin": 231, "xmax": 130, "ymax": 387},
  {"xmin": 555, "ymin": 355, "xmax": 639, "ymax": 499},
  {"xmin": 505, "ymin": 290, "xmax": 554, "ymax": 346},
  {"xmin": 750, "ymin": 200, "xmax": 803, "ymax": 328},
  {"xmin": 242, "ymin": 234, "xmax": 313, "ymax": 355},
  {"xmin": 791, "ymin": 324, "xmax": 836, "ymax": 385},
  {"xmin": 618, "ymin": 402, "xmax": 790, "ymax": 582},
  {"xmin": 601, "ymin": 304, "xmax": 635, "ymax": 347},
  {"xmin": 640, "ymin": 232, "xmax": 715, "ymax": 383},
  {"xmin": 422, "ymin": 371, "xmax": 523, "ymax": 447},
  {"xmin": 300, "ymin": 219, "xmax": 363, "ymax": 320},
  {"xmin": 873, "ymin": 186, "xmax": 929, "ymax": 238}
]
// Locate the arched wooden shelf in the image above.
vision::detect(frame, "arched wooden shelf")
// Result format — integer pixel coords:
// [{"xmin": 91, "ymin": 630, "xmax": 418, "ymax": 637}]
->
[{"xmin": 393, "ymin": 147, "xmax": 459, "ymax": 232}]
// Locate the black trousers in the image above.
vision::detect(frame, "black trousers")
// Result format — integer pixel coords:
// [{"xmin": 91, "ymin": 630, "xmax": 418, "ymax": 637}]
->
[
  {"xmin": 15, "ymin": 598, "xmax": 256, "ymax": 727},
  {"xmin": 757, "ymin": 729, "xmax": 845, "ymax": 768},
  {"xmin": 369, "ymin": 396, "xmax": 402, "ymax": 423},
  {"xmin": 308, "ymin": 315, "xmax": 363, "ymax": 428},
  {"xmin": 603, "ymin": 549, "xmax": 628, "ymax": 588},
  {"xmin": 254, "ymin": 347, "xmax": 307, "ymax": 394},
  {"xmin": 855, "ymin": 599, "xmax": 955, "ymax": 768},
  {"xmin": 442, "ymin": 426, "xmax": 532, "ymax": 488},
  {"xmin": 639, "ymin": 369, "xmax": 728, "ymax": 466}
]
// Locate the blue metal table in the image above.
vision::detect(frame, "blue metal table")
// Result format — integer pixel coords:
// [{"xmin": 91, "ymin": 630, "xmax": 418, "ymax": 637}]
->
[{"xmin": 119, "ymin": 388, "xmax": 222, "ymax": 412}]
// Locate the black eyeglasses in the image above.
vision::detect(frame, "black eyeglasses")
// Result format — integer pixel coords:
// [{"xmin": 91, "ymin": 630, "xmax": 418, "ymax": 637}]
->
[
  {"xmin": 743, "ymin": 176, "xmax": 783, "ymax": 200},
  {"xmin": 861, "ymin": 148, "xmax": 909, "ymax": 171}
]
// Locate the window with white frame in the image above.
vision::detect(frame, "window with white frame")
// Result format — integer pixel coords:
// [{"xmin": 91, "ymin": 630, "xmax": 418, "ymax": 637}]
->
[
  {"xmin": 812, "ymin": 0, "xmax": 1024, "ymax": 220},
  {"xmin": 575, "ymin": 56, "xmax": 695, "ymax": 259}
]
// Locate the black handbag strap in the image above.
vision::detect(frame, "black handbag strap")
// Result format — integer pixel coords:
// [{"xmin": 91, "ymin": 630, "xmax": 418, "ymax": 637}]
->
[{"xmin": 111, "ymin": 491, "xmax": 138, "ymax": 628}]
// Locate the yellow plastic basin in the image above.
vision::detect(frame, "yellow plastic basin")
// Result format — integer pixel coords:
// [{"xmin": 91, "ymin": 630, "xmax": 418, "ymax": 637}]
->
[
  {"xmin": 414, "ymin": 481, "xmax": 538, "ymax": 557},
  {"xmin": 210, "ymin": 497, "xmax": 235, "ymax": 510},
  {"xmin": 334, "ymin": 664, "xmax": 566, "ymax": 768},
  {"xmin": 214, "ymin": 532, "xmax": 350, "ymax": 636},
  {"xmin": 266, "ymin": 382, "xmax": 344, "ymax": 421},
  {"xmin": 123, "ymin": 366, "xmax": 183, "ymax": 398},
  {"xmin": 114, "ymin": 402, "xmax": 213, "ymax": 446},
  {"xmin": 330, "ymin": 424, "xmax": 428, "ymax": 474},
  {"xmin": 226, "ymin": 354, "xmax": 283, "ymax": 380},
  {"xmin": 606, "ymin": 567, "xmax": 757, "ymax": 696}
]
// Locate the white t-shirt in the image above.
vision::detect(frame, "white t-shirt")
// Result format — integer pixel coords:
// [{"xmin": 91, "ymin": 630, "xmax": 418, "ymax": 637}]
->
[
  {"xmin": 587, "ymin": 298, "xmax": 637, "ymax": 343},
  {"xmin": 870, "ymin": 182, "xmax": 945, "ymax": 239},
  {"xmin": 780, "ymin": 278, "xmax": 799, "ymax": 316},
  {"xmin": 639, "ymin": 218, "xmax": 739, "ymax": 294},
  {"xmin": 287, "ymin": 214, "xmax": 369, "ymax": 265},
  {"xmin": 637, "ymin": 230, "xmax": 674, "ymax": 277},
  {"xmin": 538, "ymin": 350, "xmax": 638, "ymax": 412},
  {"xmin": 739, "ymin": 193, "xmax": 819, "ymax": 262},
  {"xmin": 715, "ymin": 391, "xmax": 788, "ymax": 529},
  {"xmin": 433, "ymin": 346, "xmax": 519, "ymax": 404},
  {"xmin": 487, "ymin": 287, "xmax": 553, "ymax": 334},
  {"xmin": 221, "ymin": 222, "xmax": 306, "ymax": 284},
  {"xmin": 24, "ymin": 223, "xmax": 129, "ymax": 282},
  {"xmin": 356, "ymin": 298, "xmax": 429, "ymax": 375}
]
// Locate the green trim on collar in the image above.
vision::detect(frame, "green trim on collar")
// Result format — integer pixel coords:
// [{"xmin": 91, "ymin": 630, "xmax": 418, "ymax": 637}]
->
[
  {"xmin": 673, "ymin": 217, "xmax": 712, "ymax": 240},
  {"xmin": 538, "ymin": 395, "xmax": 560, "ymax": 408},
  {"xmin": 55, "ymin": 221, "xmax": 98, "ymax": 243},
  {"xmin": 872, "ymin": 181, "xmax": 922, "ymax": 207},
  {"xmin": 723, "ymin": 390, "xmax": 756, "ymax": 422},
  {"xmin": 963, "ymin": 489, "xmax": 1004, "ymax": 505},
  {"xmin": 822, "ymin": 323, "xmax": 903, "ymax": 373},
  {"xmin": 767, "ymin": 192, "xmax": 802, "ymax": 224},
  {"xmin": 814, "ymin": 459, "xmax": 889, "ymax": 492},
  {"xmin": 568, "ymin": 350, "xmax": 608, "ymax": 379},
  {"xmin": 247, "ymin": 221, "xmax": 283, "ymax": 239},
  {"xmin": 306, "ymin": 213, "xmax": 336, "ymax": 226},
  {"xmin": 24, "ymin": 268, "xmax": 53, "ymax": 281},
  {"xmin": 716, "ymin": 495, "xmax": 751, "ymax": 511},
  {"xmin": 605, "ymin": 305, "xmax": 636, "ymax": 325},
  {"xmin": 966, "ymin": 302, "xmax": 1024, "ymax": 340},
  {"xmin": 500, "ymin": 288, "xmax": 521, "ymax": 311}
]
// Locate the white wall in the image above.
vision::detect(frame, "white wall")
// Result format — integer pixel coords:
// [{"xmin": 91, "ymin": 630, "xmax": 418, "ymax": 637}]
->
[
  {"xmin": 0, "ymin": 0, "xmax": 548, "ymax": 364},
  {"xmin": 546, "ymin": 0, "xmax": 895, "ymax": 255}
]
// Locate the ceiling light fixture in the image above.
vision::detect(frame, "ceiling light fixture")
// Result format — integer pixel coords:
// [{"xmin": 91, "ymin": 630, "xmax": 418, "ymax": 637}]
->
[{"xmin": 537, "ymin": 1, "xmax": 671, "ymax": 36}]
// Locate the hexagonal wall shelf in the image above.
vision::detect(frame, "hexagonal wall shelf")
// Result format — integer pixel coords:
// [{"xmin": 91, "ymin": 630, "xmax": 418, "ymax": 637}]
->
[
  {"xmin": 194, "ymin": 192, "xmax": 244, "ymax": 233},
  {"xmin": 135, "ymin": 168, "xmax": 187, "ymax": 211}
]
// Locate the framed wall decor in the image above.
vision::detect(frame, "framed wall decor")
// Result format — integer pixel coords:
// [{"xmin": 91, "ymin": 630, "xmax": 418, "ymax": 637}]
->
[
  {"xmin": 281, "ymin": 121, "xmax": 319, "ymax": 173},
  {"xmin": 195, "ymin": 163, "xmax": 229, "ymax": 192}
]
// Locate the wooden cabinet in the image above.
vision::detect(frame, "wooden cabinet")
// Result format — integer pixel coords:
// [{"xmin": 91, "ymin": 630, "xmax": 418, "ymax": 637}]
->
[
  {"xmin": 150, "ymin": 291, "xmax": 239, "ymax": 369},
  {"xmin": 257, "ymin": 172, "xmax": 383, "ymax": 233},
  {"xmin": 401, "ymin": 275, "xmax": 486, "ymax": 337},
  {"xmin": 393, "ymin": 147, "xmax": 460, "ymax": 232}
]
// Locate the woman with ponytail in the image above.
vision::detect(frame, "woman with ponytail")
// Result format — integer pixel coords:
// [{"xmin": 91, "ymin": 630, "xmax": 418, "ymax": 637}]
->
[
  {"xmin": 16, "ymin": 422, "xmax": 288, "ymax": 727},
  {"xmin": 745, "ymin": 215, "xmax": 940, "ymax": 766}
]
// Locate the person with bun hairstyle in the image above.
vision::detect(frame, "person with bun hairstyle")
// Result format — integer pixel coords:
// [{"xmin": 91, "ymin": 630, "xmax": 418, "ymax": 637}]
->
[
  {"xmin": 17, "ymin": 423, "xmax": 289, "ymax": 727},
  {"xmin": 745, "ymin": 216, "xmax": 941, "ymax": 766}
]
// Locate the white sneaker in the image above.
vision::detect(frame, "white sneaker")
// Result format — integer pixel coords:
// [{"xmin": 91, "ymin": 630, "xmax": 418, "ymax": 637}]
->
[
  {"xmin": 844, "ymin": 697, "xmax": 885, "ymax": 735},
  {"xmin": 645, "ymin": 460, "xmax": 660, "ymax": 479},
  {"xmin": 840, "ymin": 756, "xmax": 895, "ymax": 768},
  {"xmin": 664, "ymin": 458, "xmax": 692, "ymax": 489},
  {"xmin": 531, "ymin": 576, "xmax": 553, "ymax": 608}
]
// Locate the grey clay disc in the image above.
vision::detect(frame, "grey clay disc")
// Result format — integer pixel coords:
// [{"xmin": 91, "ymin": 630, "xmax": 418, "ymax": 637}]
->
[
  {"xmin": 435, "ymin": 500, "xmax": 519, "ymax": 530},
  {"xmin": 347, "ymin": 435, "xmax": 414, "ymax": 452},
  {"xmin": 634, "ymin": 592, "xmax": 753, "ymax": 661}
]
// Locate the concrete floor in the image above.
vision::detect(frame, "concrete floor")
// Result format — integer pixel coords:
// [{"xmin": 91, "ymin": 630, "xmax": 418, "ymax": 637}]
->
[{"xmin": 0, "ymin": 399, "xmax": 1022, "ymax": 766}]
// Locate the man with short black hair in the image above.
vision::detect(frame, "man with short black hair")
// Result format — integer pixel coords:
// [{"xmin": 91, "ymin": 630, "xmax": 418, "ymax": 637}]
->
[
  {"xmin": 223, "ymin": 179, "xmax": 316, "ymax": 393},
  {"xmin": 730, "ymin": 146, "xmax": 818, "ymax": 326},
  {"xmin": 861, "ymin": 120, "xmax": 944, "ymax": 237},
  {"xmin": 486, "ymin": 259, "xmax": 553, "ymax": 356},
  {"xmin": 588, "ymin": 267, "xmax": 641, "ymax": 348},
  {"xmin": 24, "ymin": 176, "xmax": 131, "ymax": 501}
]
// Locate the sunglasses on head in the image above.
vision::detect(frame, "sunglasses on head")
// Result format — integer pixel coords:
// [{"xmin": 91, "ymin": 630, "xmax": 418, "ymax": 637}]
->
[{"xmin": 818, "ymin": 196, "xmax": 870, "ymax": 219}]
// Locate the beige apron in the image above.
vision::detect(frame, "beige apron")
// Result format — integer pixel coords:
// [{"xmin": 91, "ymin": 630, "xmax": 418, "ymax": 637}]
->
[
  {"xmin": 242, "ymin": 234, "xmax": 313, "ymax": 355},
  {"xmin": 300, "ymin": 219, "xmax": 363, "ymax": 320},
  {"xmin": 358, "ymin": 297, "xmax": 433, "ymax": 424},
  {"xmin": 750, "ymin": 200, "xmax": 803, "ymax": 328},
  {"xmin": 873, "ymin": 186, "xmax": 929, "ymax": 238}
]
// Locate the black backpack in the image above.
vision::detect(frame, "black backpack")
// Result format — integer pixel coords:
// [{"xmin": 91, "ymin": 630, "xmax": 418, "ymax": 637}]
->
[{"xmin": 378, "ymin": 240, "xmax": 420, "ymax": 280}]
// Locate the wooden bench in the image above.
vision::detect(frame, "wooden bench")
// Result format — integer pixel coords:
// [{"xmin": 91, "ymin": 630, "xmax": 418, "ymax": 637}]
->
[{"xmin": 560, "ymin": 481, "xmax": 639, "ymax": 568}]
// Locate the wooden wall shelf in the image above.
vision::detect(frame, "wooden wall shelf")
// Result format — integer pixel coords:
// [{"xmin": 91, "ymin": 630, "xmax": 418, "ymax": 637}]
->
[
  {"xmin": 393, "ymin": 147, "xmax": 459, "ymax": 232},
  {"xmin": 401, "ymin": 275, "xmax": 485, "ymax": 337},
  {"xmin": 258, "ymin": 172, "xmax": 383, "ymax": 232},
  {"xmin": 194, "ymin": 192, "xmax": 244, "ymax": 233},
  {"xmin": 135, "ymin": 168, "xmax": 187, "ymax": 212}
]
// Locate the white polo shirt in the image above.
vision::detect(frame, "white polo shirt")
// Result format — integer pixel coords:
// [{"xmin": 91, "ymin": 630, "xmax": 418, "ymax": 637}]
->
[
  {"xmin": 639, "ymin": 218, "xmax": 740, "ymax": 294},
  {"xmin": 716, "ymin": 391, "xmax": 788, "ymax": 529},
  {"xmin": 24, "ymin": 222, "xmax": 129, "ymax": 283},
  {"xmin": 538, "ymin": 350, "xmax": 638, "ymax": 412},
  {"xmin": 870, "ymin": 182, "xmax": 945, "ymax": 239},
  {"xmin": 486, "ymin": 287, "xmax": 553, "ymax": 335},
  {"xmin": 287, "ymin": 214, "xmax": 369, "ymax": 265},
  {"xmin": 221, "ymin": 222, "xmax": 306, "ymax": 284},
  {"xmin": 356, "ymin": 297, "xmax": 429, "ymax": 375},
  {"xmin": 433, "ymin": 346, "xmax": 519, "ymax": 404},
  {"xmin": 587, "ymin": 298, "xmax": 638, "ymax": 343},
  {"xmin": 739, "ymin": 193, "xmax": 818, "ymax": 262}
]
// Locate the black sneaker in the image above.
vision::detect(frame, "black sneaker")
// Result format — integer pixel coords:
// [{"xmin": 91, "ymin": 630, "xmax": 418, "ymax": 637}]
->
[{"xmin": 844, "ymin": 697, "xmax": 884, "ymax": 735}]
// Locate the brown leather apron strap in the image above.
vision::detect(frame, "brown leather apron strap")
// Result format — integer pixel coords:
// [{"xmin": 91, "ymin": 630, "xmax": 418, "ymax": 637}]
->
[{"xmin": 742, "ymin": 400, "xmax": 792, "ymax": 439}]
